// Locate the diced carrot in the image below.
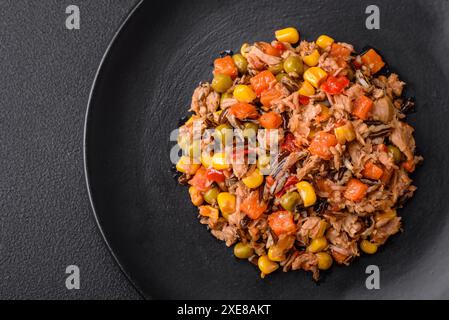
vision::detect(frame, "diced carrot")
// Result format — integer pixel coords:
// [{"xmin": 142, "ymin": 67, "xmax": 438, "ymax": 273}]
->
[
  {"xmin": 213, "ymin": 55, "xmax": 238, "ymax": 79},
  {"xmin": 362, "ymin": 161, "xmax": 384, "ymax": 180},
  {"xmin": 250, "ymin": 70, "xmax": 276, "ymax": 96},
  {"xmin": 352, "ymin": 95, "xmax": 373, "ymax": 120},
  {"xmin": 330, "ymin": 43, "xmax": 351, "ymax": 67},
  {"xmin": 361, "ymin": 48, "xmax": 385, "ymax": 74},
  {"xmin": 228, "ymin": 102, "xmax": 259, "ymax": 120},
  {"xmin": 258, "ymin": 42, "xmax": 282, "ymax": 57},
  {"xmin": 259, "ymin": 111, "xmax": 282, "ymax": 129},
  {"xmin": 268, "ymin": 211, "xmax": 297, "ymax": 236},
  {"xmin": 199, "ymin": 205, "xmax": 219, "ymax": 222},
  {"xmin": 188, "ymin": 166, "xmax": 212, "ymax": 191},
  {"xmin": 240, "ymin": 191, "xmax": 268, "ymax": 220},
  {"xmin": 308, "ymin": 131, "xmax": 338, "ymax": 160},
  {"xmin": 260, "ymin": 87, "xmax": 283, "ymax": 106},
  {"xmin": 344, "ymin": 178, "xmax": 368, "ymax": 202},
  {"xmin": 315, "ymin": 105, "xmax": 331, "ymax": 123},
  {"xmin": 402, "ymin": 159, "xmax": 416, "ymax": 173}
]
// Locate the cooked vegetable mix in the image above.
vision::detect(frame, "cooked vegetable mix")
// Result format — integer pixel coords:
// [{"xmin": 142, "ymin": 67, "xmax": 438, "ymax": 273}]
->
[{"xmin": 176, "ymin": 26, "xmax": 422, "ymax": 280}]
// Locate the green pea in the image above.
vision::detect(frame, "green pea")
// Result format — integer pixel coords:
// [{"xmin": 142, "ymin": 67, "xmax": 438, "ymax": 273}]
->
[
  {"xmin": 283, "ymin": 56, "xmax": 304, "ymax": 76},
  {"xmin": 275, "ymin": 72, "xmax": 289, "ymax": 83},
  {"xmin": 212, "ymin": 74, "xmax": 233, "ymax": 93},
  {"xmin": 268, "ymin": 63, "xmax": 284, "ymax": 75},
  {"xmin": 204, "ymin": 187, "xmax": 220, "ymax": 204},
  {"xmin": 232, "ymin": 54, "xmax": 248, "ymax": 74},
  {"xmin": 234, "ymin": 242, "xmax": 254, "ymax": 259},
  {"xmin": 242, "ymin": 122, "xmax": 259, "ymax": 139},
  {"xmin": 280, "ymin": 191, "xmax": 301, "ymax": 212},
  {"xmin": 388, "ymin": 145, "xmax": 403, "ymax": 163}
]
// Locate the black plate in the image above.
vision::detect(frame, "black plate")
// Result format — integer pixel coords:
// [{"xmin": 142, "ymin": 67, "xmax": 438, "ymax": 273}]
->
[{"xmin": 85, "ymin": 0, "xmax": 449, "ymax": 299}]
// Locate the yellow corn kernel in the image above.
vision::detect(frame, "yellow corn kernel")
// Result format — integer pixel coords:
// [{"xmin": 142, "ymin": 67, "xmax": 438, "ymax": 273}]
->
[
  {"xmin": 334, "ymin": 122, "xmax": 356, "ymax": 145},
  {"xmin": 360, "ymin": 240, "xmax": 378, "ymax": 254},
  {"xmin": 375, "ymin": 209, "xmax": 397, "ymax": 222},
  {"xmin": 316, "ymin": 252, "xmax": 333, "ymax": 270},
  {"xmin": 303, "ymin": 49, "xmax": 320, "ymax": 67},
  {"xmin": 298, "ymin": 81, "xmax": 316, "ymax": 97},
  {"xmin": 200, "ymin": 152, "xmax": 213, "ymax": 168},
  {"xmin": 258, "ymin": 255, "xmax": 279, "ymax": 276},
  {"xmin": 234, "ymin": 242, "xmax": 254, "ymax": 259},
  {"xmin": 176, "ymin": 156, "xmax": 200, "ymax": 175},
  {"xmin": 185, "ymin": 115, "xmax": 198, "ymax": 125},
  {"xmin": 233, "ymin": 84, "xmax": 256, "ymax": 103},
  {"xmin": 242, "ymin": 168, "xmax": 264, "ymax": 189},
  {"xmin": 316, "ymin": 35, "xmax": 334, "ymax": 49},
  {"xmin": 188, "ymin": 186, "xmax": 203, "ymax": 206},
  {"xmin": 240, "ymin": 43, "xmax": 250, "ymax": 58},
  {"xmin": 296, "ymin": 181, "xmax": 317, "ymax": 207},
  {"xmin": 303, "ymin": 67, "xmax": 328, "ymax": 88},
  {"xmin": 212, "ymin": 152, "xmax": 229, "ymax": 170},
  {"xmin": 268, "ymin": 246, "xmax": 285, "ymax": 262},
  {"xmin": 307, "ymin": 236, "xmax": 328, "ymax": 253},
  {"xmin": 275, "ymin": 27, "xmax": 299, "ymax": 44},
  {"xmin": 217, "ymin": 192, "xmax": 236, "ymax": 217},
  {"xmin": 177, "ymin": 134, "xmax": 190, "ymax": 152},
  {"xmin": 312, "ymin": 220, "xmax": 329, "ymax": 239}
]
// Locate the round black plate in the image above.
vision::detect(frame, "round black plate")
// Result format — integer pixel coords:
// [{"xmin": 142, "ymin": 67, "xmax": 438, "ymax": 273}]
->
[{"xmin": 85, "ymin": 0, "xmax": 449, "ymax": 299}]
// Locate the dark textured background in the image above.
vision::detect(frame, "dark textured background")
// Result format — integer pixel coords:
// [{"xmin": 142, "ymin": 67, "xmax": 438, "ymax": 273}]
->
[{"xmin": 0, "ymin": 0, "xmax": 140, "ymax": 299}]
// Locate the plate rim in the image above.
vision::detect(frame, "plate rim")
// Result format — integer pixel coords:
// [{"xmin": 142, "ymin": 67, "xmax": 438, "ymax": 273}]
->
[{"xmin": 83, "ymin": 0, "xmax": 147, "ymax": 300}]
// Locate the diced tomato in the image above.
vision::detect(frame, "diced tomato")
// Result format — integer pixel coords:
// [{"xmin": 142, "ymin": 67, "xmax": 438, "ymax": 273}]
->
[
  {"xmin": 250, "ymin": 70, "xmax": 276, "ymax": 96},
  {"xmin": 266, "ymin": 175, "xmax": 275, "ymax": 186},
  {"xmin": 361, "ymin": 48, "xmax": 385, "ymax": 74},
  {"xmin": 281, "ymin": 133, "xmax": 300, "ymax": 152},
  {"xmin": 188, "ymin": 167, "xmax": 213, "ymax": 191},
  {"xmin": 259, "ymin": 111, "xmax": 282, "ymax": 129},
  {"xmin": 268, "ymin": 211, "xmax": 297, "ymax": 236},
  {"xmin": 275, "ymin": 176, "xmax": 299, "ymax": 198},
  {"xmin": 362, "ymin": 161, "xmax": 384, "ymax": 180},
  {"xmin": 344, "ymin": 178, "xmax": 368, "ymax": 202},
  {"xmin": 240, "ymin": 191, "xmax": 268, "ymax": 220},
  {"xmin": 260, "ymin": 87, "xmax": 283, "ymax": 106},
  {"xmin": 330, "ymin": 43, "xmax": 351, "ymax": 67},
  {"xmin": 402, "ymin": 159, "xmax": 416, "ymax": 173},
  {"xmin": 273, "ymin": 42, "xmax": 286, "ymax": 53},
  {"xmin": 352, "ymin": 95, "xmax": 373, "ymax": 120},
  {"xmin": 213, "ymin": 55, "xmax": 238, "ymax": 79},
  {"xmin": 228, "ymin": 102, "xmax": 259, "ymax": 120},
  {"xmin": 308, "ymin": 131, "xmax": 338, "ymax": 160},
  {"xmin": 299, "ymin": 95, "xmax": 310, "ymax": 105},
  {"xmin": 321, "ymin": 76, "xmax": 350, "ymax": 95},
  {"xmin": 206, "ymin": 168, "xmax": 225, "ymax": 183},
  {"xmin": 258, "ymin": 42, "xmax": 282, "ymax": 57}
]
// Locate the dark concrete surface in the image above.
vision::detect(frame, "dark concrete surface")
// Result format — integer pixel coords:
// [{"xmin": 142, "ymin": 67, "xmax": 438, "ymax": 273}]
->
[{"xmin": 0, "ymin": 0, "xmax": 141, "ymax": 299}]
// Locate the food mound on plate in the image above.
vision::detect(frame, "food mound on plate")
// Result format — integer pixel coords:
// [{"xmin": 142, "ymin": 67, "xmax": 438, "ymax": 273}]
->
[{"xmin": 174, "ymin": 27, "xmax": 422, "ymax": 280}]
